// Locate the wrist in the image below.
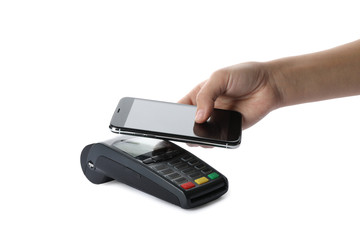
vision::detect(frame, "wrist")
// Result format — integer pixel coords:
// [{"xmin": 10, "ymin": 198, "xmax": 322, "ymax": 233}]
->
[
  {"xmin": 263, "ymin": 59, "xmax": 291, "ymax": 109},
  {"xmin": 265, "ymin": 55, "xmax": 315, "ymax": 108}
]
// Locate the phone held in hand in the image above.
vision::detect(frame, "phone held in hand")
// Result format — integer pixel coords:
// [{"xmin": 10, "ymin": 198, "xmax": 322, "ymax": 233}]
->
[{"xmin": 109, "ymin": 97, "xmax": 242, "ymax": 148}]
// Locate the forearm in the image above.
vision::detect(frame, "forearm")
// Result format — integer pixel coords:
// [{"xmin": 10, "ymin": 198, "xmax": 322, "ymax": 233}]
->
[{"xmin": 268, "ymin": 40, "xmax": 360, "ymax": 108}]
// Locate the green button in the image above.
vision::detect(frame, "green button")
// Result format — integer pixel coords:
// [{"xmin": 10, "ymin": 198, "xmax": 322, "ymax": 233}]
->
[{"xmin": 208, "ymin": 172, "xmax": 219, "ymax": 180}]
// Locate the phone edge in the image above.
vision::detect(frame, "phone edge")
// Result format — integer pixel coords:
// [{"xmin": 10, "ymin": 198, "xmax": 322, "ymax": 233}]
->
[{"xmin": 109, "ymin": 125, "xmax": 240, "ymax": 149}]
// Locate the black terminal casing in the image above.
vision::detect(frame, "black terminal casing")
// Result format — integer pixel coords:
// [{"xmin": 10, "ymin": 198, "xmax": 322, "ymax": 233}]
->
[{"xmin": 80, "ymin": 137, "xmax": 228, "ymax": 209}]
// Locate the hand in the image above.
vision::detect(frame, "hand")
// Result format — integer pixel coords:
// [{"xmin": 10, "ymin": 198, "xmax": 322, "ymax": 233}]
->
[
  {"xmin": 180, "ymin": 40, "xmax": 360, "ymax": 130},
  {"xmin": 179, "ymin": 62, "xmax": 281, "ymax": 129}
]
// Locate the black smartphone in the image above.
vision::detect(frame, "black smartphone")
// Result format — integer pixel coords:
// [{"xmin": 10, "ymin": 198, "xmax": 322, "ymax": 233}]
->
[{"xmin": 109, "ymin": 97, "xmax": 242, "ymax": 148}]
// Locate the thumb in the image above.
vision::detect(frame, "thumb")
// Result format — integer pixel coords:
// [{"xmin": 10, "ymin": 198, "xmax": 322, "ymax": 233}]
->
[{"xmin": 195, "ymin": 71, "xmax": 228, "ymax": 123}]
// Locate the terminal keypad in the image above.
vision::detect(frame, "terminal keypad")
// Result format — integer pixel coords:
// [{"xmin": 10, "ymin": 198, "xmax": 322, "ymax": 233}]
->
[{"xmin": 139, "ymin": 150, "xmax": 220, "ymax": 190}]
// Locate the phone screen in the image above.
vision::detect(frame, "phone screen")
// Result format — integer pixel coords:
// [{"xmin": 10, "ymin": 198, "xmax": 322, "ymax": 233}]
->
[
  {"xmin": 110, "ymin": 98, "xmax": 242, "ymax": 146},
  {"xmin": 125, "ymin": 99, "xmax": 196, "ymax": 136}
]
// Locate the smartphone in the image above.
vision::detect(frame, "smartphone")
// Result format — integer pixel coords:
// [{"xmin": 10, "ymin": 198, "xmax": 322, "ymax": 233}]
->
[{"xmin": 109, "ymin": 97, "xmax": 242, "ymax": 148}]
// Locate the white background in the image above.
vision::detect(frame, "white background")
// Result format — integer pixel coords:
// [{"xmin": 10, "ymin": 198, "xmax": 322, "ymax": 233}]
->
[{"xmin": 1, "ymin": 1, "xmax": 359, "ymax": 239}]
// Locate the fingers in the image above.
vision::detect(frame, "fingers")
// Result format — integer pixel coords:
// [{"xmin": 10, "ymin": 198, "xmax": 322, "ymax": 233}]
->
[
  {"xmin": 178, "ymin": 81, "xmax": 206, "ymax": 105},
  {"xmin": 178, "ymin": 94, "xmax": 195, "ymax": 105},
  {"xmin": 195, "ymin": 70, "xmax": 228, "ymax": 123},
  {"xmin": 186, "ymin": 143, "xmax": 214, "ymax": 148},
  {"xmin": 178, "ymin": 70, "xmax": 229, "ymax": 124}
]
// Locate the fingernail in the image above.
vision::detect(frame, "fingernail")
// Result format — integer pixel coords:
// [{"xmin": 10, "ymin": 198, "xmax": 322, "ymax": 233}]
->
[{"xmin": 195, "ymin": 109, "xmax": 204, "ymax": 122}]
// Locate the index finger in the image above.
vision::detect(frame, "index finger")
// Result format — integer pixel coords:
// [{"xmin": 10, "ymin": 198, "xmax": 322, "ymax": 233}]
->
[{"xmin": 178, "ymin": 80, "xmax": 207, "ymax": 105}]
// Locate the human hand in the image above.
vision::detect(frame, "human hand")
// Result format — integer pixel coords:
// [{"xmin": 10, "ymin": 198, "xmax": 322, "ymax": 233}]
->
[
  {"xmin": 179, "ymin": 62, "xmax": 281, "ymax": 129},
  {"xmin": 180, "ymin": 40, "xmax": 360, "ymax": 130}
]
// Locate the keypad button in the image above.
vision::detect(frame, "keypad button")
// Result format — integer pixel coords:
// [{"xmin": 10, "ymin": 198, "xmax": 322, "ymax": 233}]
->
[
  {"xmin": 188, "ymin": 159, "xmax": 199, "ymax": 166},
  {"xmin": 201, "ymin": 167, "xmax": 212, "ymax": 175},
  {"xmin": 194, "ymin": 164, "xmax": 205, "ymax": 170},
  {"xmin": 181, "ymin": 155, "xmax": 193, "ymax": 161},
  {"xmin": 189, "ymin": 172, "xmax": 202, "ymax": 179},
  {"xmin": 181, "ymin": 182, "xmax": 195, "ymax": 190},
  {"xmin": 153, "ymin": 164, "xmax": 167, "ymax": 171},
  {"xmin": 174, "ymin": 177, "xmax": 187, "ymax": 185},
  {"xmin": 182, "ymin": 168, "xmax": 196, "ymax": 174},
  {"xmin": 151, "ymin": 155, "xmax": 164, "ymax": 162},
  {"xmin": 167, "ymin": 173, "xmax": 181, "ymax": 180},
  {"xmin": 160, "ymin": 169, "xmax": 173, "ymax": 175},
  {"xmin": 174, "ymin": 163, "xmax": 188, "ymax": 170},
  {"xmin": 208, "ymin": 172, "xmax": 219, "ymax": 180},
  {"xmin": 195, "ymin": 177, "xmax": 209, "ymax": 185},
  {"xmin": 161, "ymin": 154, "xmax": 172, "ymax": 161},
  {"xmin": 168, "ymin": 159, "xmax": 182, "ymax": 166},
  {"xmin": 165, "ymin": 150, "xmax": 180, "ymax": 158},
  {"xmin": 143, "ymin": 158, "xmax": 155, "ymax": 164}
]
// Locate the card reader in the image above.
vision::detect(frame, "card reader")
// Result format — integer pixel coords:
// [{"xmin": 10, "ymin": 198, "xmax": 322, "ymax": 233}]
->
[{"xmin": 80, "ymin": 135, "xmax": 228, "ymax": 209}]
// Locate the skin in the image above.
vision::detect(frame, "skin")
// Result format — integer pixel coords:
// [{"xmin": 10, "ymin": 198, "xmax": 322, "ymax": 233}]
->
[{"xmin": 179, "ymin": 40, "xmax": 360, "ymax": 130}]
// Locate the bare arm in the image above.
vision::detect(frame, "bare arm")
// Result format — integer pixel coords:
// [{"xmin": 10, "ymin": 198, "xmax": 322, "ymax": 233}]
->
[
  {"xmin": 269, "ymin": 40, "xmax": 360, "ymax": 107},
  {"xmin": 180, "ymin": 40, "xmax": 360, "ymax": 129}
]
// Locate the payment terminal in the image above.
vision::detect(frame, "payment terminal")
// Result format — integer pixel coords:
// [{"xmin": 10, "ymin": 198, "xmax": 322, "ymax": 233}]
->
[{"xmin": 80, "ymin": 135, "xmax": 228, "ymax": 209}]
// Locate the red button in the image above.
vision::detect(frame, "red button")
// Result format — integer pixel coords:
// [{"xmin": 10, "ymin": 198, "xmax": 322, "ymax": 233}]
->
[{"xmin": 181, "ymin": 182, "xmax": 195, "ymax": 190}]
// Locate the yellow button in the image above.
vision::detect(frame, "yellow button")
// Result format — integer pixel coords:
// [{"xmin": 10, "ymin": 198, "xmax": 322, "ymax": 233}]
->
[{"xmin": 195, "ymin": 177, "xmax": 209, "ymax": 185}]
